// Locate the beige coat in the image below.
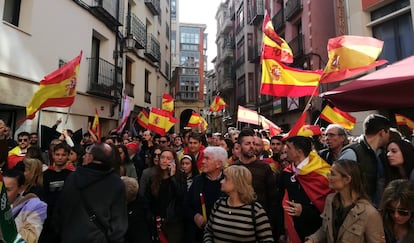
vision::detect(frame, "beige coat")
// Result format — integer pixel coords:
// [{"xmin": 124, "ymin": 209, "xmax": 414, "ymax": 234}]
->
[{"xmin": 306, "ymin": 193, "xmax": 385, "ymax": 243}]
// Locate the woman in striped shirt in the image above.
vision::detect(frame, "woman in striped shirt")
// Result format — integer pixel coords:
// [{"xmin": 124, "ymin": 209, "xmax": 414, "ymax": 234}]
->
[{"xmin": 204, "ymin": 165, "xmax": 274, "ymax": 242}]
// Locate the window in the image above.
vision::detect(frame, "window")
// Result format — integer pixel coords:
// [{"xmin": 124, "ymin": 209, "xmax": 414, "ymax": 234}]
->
[
  {"xmin": 165, "ymin": 61, "xmax": 170, "ymax": 79},
  {"xmin": 171, "ymin": 31, "xmax": 176, "ymax": 55},
  {"xmin": 180, "ymin": 51, "xmax": 200, "ymax": 67},
  {"xmin": 3, "ymin": 0, "xmax": 21, "ymax": 26},
  {"xmin": 371, "ymin": 0, "xmax": 414, "ymax": 63},
  {"xmin": 171, "ymin": 0, "xmax": 176, "ymax": 19},
  {"xmin": 180, "ymin": 26, "xmax": 200, "ymax": 44},
  {"xmin": 179, "ymin": 75, "xmax": 200, "ymax": 100}
]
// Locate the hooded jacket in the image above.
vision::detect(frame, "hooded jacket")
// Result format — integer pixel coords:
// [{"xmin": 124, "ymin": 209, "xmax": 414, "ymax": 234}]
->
[{"xmin": 55, "ymin": 163, "xmax": 128, "ymax": 243}]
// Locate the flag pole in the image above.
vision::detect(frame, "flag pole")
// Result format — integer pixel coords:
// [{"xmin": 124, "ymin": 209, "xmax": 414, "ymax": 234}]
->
[
  {"xmin": 64, "ymin": 106, "xmax": 72, "ymax": 126},
  {"xmin": 37, "ymin": 110, "xmax": 42, "ymax": 150}
]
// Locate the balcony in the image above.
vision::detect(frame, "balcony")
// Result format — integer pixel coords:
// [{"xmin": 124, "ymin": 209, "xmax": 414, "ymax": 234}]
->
[
  {"xmin": 272, "ymin": 9, "xmax": 285, "ymax": 32},
  {"xmin": 144, "ymin": 0, "xmax": 161, "ymax": 16},
  {"xmin": 177, "ymin": 91, "xmax": 198, "ymax": 101},
  {"xmin": 285, "ymin": 0, "xmax": 302, "ymax": 21},
  {"xmin": 125, "ymin": 82, "xmax": 135, "ymax": 97},
  {"xmin": 221, "ymin": 45, "xmax": 234, "ymax": 63},
  {"xmin": 89, "ymin": 0, "xmax": 123, "ymax": 28},
  {"xmin": 218, "ymin": 72, "xmax": 234, "ymax": 92},
  {"xmin": 145, "ymin": 34, "xmax": 161, "ymax": 62},
  {"xmin": 219, "ymin": 17, "xmax": 233, "ymax": 35},
  {"xmin": 126, "ymin": 14, "xmax": 146, "ymax": 49},
  {"xmin": 248, "ymin": 0, "xmax": 264, "ymax": 26},
  {"xmin": 288, "ymin": 34, "xmax": 304, "ymax": 58},
  {"xmin": 87, "ymin": 57, "xmax": 122, "ymax": 99}
]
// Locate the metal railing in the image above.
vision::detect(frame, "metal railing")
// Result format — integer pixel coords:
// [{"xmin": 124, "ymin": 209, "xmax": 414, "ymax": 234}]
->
[
  {"xmin": 126, "ymin": 14, "xmax": 146, "ymax": 49},
  {"xmin": 285, "ymin": 0, "xmax": 302, "ymax": 21},
  {"xmin": 87, "ymin": 57, "xmax": 122, "ymax": 99},
  {"xmin": 145, "ymin": 34, "xmax": 161, "ymax": 62}
]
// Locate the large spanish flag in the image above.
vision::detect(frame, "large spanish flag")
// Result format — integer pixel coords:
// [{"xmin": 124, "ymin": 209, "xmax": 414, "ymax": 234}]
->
[
  {"xmin": 320, "ymin": 35, "xmax": 387, "ymax": 83},
  {"xmin": 262, "ymin": 11, "xmax": 293, "ymax": 64},
  {"xmin": 162, "ymin": 93, "xmax": 174, "ymax": 113},
  {"xmin": 137, "ymin": 109, "xmax": 149, "ymax": 129},
  {"xmin": 148, "ymin": 108, "xmax": 177, "ymax": 136},
  {"xmin": 25, "ymin": 51, "xmax": 82, "ymax": 120},
  {"xmin": 395, "ymin": 114, "xmax": 414, "ymax": 130},
  {"xmin": 209, "ymin": 95, "xmax": 227, "ymax": 112},
  {"xmin": 261, "ymin": 59, "xmax": 322, "ymax": 97},
  {"xmin": 320, "ymin": 105, "xmax": 356, "ymax": 130}
]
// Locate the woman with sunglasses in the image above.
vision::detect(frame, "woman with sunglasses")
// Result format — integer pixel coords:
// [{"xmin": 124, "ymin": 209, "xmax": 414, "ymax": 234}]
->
[
  {"xmin": 379, "ymin": 179, "xmax": 414, "ymax": 243},
  {"xmin": 305, "ymin": 159, "xmax": 385, "ymax": 243}
]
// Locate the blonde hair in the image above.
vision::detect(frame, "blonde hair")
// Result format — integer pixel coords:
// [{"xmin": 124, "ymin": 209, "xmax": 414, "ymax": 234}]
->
[
  {"xmin": 23, "ymin": 158, "xmax": 43, "ymax": 189},
  {"xmin": 224, "ymin": 165, "xmax": 256, "ymax": 204},
  {"xmin": 121, "ymin": 176, "xmax": 139, "ymax": 203}
]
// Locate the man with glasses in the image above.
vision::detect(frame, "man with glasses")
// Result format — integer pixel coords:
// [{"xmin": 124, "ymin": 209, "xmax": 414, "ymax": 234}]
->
[
  {"xmin": 8, "ymin": 131, "xmax": 30, "ymax": 169},
  {"xmin": 318, "ymin": 124, "xmax": 348, "ymax": 165},
  {"xmin": 158, "ymin": 135, "xmax": 170, "ymax": 148},
  {"xmin": 339, "ymin": 114, "xmax": 391, "ymax": 206}
]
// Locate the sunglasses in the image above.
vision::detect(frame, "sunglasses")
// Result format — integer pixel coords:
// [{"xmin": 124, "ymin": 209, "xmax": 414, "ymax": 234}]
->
[
  {"xmin": 159, "ymin": 140, "xmax": 168, "ymax": 143},
  {"xmin": 386, "ymin": 207, "xmax": 411, "ymax": 217},
  {"xmin": 18, "ymin": 138, "xmax": 28, "ymax": 142},
  {"xmin": 153, "ymin": 153, "xmax": 161, "ymax": 158}
]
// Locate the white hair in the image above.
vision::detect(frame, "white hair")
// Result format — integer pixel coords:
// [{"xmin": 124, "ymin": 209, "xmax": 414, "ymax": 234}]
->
[{"xmin": 204, "ymin": 146, "xmax": 227, "ymax": 165}]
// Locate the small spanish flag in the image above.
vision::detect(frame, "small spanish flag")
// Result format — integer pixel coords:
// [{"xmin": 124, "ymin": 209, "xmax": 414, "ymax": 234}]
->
[
  {"xmin": 148, "ymin": 108, "xmax": 177, "ymax": 136},
  {"xmin": 162, "ymin": 93, "xmax": 174, "ymax": 113},
  {"xmin": 91, "ymin": 108, "xmax": 101, "ymax": 142},
  {"xmin": 320, "ymin": 105, "xmax": 356, "ymax": 130},
  {"xmin": 187, "ymin": 112, "xmax": 201, "ymax": 127},
  {"xmin": 395, "ymin": 114, "xmax": 414, "ymax": 130},
  {"xmin": 209, "ymin": 95, "xmax": 227, "ymax": 112}
]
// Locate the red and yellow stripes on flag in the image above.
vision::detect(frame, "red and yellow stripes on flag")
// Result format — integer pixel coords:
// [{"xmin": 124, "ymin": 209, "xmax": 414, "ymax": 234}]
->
[
  {"xmin": 261, "ymin": 58, "xmax": 322, "ymax": 97},
  {"xmin": 320, "ymin": 35, "xmax": 387, "ymax": 83},
  {"xmin": 237, "ymin": 105, "xmax": 260, "ymax": 125},
  {"xmin": 91, "ymin": 108, "xmax": 101, "ymax": 142},
  {"xmin": 262, "ymin": 11, "xmax": 293, "ymax": 64},
  {"xmin": 162, "ymin": 93, "xmax": 174, "ymax": 113},
  {"xmin": 199, "ymin": 116, "xmax": 208, "ymax": 132},
  {"xmin": 188, "ymin": 111, "xmax": 201, "ymax": 127},
  {"xmin": 209, "ymin": 95, "xmax": 227, "ymax": 112},
  {"xmin": 148, "ymin": 108, "xmax": 177, "ymax": 136},
  {"xmin": 320, "ymin": 105, "xmax": 356, "ymax": 130},
  {"xmin": 395, "ymin": 114, "xmax": 414, "ymax": 130},
  {"xmin": 260, "ymin": 115, "xmax": 282, "ymax": 136},
  {"xmin": 285, "ymin": 110, "xmax": 322, "ymax": 138},
  {"xmin": 137, "ymin": 109, "xmax": 149, "ymax": 129},
  {"xmin": 25, "ymin": 51, "xmax": 82, "ymax": 120}
]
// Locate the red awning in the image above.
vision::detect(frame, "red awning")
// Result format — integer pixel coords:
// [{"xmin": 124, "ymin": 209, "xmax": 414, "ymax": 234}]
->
[{"xmin": 321, "ymin": 55, "xmax": 414, "ymax": 112}]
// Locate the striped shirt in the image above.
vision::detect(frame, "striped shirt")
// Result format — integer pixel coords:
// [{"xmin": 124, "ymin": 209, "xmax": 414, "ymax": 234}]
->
[{"xmin": 204, "ymin": 197, "xmax": 274, "ymax": 242}]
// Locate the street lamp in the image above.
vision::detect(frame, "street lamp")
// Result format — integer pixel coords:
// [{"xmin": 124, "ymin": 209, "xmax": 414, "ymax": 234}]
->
[{"xmin": 124, "ymin": 34, "xmax": 136, "ymax": 50}]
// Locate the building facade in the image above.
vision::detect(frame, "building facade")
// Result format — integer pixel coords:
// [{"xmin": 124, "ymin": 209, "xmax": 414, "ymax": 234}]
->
[
  {"xmin": 0, "ymin": 0, "xmax": 171, "ymax": 138},
  {"xmin": 171, "ymin": 22, "xmax": 207, "ymax": 133}
]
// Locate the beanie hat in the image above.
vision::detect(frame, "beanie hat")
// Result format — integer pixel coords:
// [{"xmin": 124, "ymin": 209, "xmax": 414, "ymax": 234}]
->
[{"xmin": 125, "ymin": 142, "xmax": 139, "ymax": 153}]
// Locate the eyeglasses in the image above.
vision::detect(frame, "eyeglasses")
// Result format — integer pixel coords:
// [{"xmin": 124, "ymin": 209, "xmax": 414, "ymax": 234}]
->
[
  {"xmin": 159, "ymin": 140, "xmax": 168, "ymax": 144},
  {"xmin": 18, "ymin": 138, "xmax": 28, "ymax": 142},
  {"xmin": 153, "ymin": 153, "xmax": 161, "ymax": 158},
  {"xmin": 386, "ymin": 207, "xmax": 411, "ymax": 217}
]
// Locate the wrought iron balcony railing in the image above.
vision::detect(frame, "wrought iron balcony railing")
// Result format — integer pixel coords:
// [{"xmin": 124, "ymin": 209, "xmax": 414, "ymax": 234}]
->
[
  {"xmin": 87, "ymin": 57, "xmax": 122, "ymax": 99},
  {"xmin": 126, "ymin": 14, "xmax": 146, "ymax": 49},
  {"xmin": 272, "ymin": 9, "xmax": 285, "ymax": 32},
  {"xmin": 144, "ymin": 0, "xmax": 161, "ymax": 16},
  {"xmin": 89, "ymin": 0, "xmax": 123, "ymax": 28},
  {"xmin": 288, "ymin": 34, "xmax": 304, "ymax": 58},
  {"xmin": 285, "ymin": 0, "xmax": 302, "ymax": 21},
  {"xmin": 145, "ymin": 34, "xmax": 161, "ymax": 62},
  {"xmin": 248, "ymin": 0, "xmax": 264, "ymax": 26}
]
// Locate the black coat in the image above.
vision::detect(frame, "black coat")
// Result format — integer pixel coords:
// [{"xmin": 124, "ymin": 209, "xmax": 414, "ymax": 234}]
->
[{"xmin": 55, "ymin": 163, "xmax": 128, "ymax": 243}]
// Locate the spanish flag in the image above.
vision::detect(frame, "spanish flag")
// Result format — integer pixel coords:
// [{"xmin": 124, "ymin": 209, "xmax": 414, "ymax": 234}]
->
[
  {"xmin": 209, "ymin": 95, "xmax": 227, "ymax": 112},
  {"xmin": 199, "ymin": 116, "xmax": 208, "ymax": 132},
  {"xmin": 320, "ymin": 105, "xmax": 356, "ymax": 130},
  {"xmin": 260, "ymin": 115, "xmax": 282, "ymax": 136},
  {"xmin": 237, "ymin": 105, "xmax": 260, "ymax": 125},
  {"xmin": 188, "ymin": 111, "xmax": 201, "ymax": 127},
  {"xmin": 137, "ymin": 109, "xmax": 149, "ymax": 129},
  {"xmin": 395, "ymin": 114, "xmax": 414, "ymax": 130},
  {"xmin": 91, "ymin": 108, "xmax": 101, "ymax": 142},
  {"xmin": 284, "ymin": 110, "xmax": 307, "ymax": 139},
  {"xmin": 162, "ymin": 93, "xmax": 174, "ymax": 113},
  {"xmin": 148, "ymin": 108, "xmax": 177, "ymax": 136},
  {"xmin": 262, "ymin": 11, "xmax": 293, "ymax": 64},
  {"xmin": 320, "ymin": 35, "xmax": 387, "ymax": 83},
  {"xmin": 25, "ymin": 51, "xmax": 82, "ymax": 120},
  {"xmin": 261, "ymin": 59, "xmax": 322, "ymax": 97},
  {"xmin": 282, "ymin": 151, "xmax": 331, "ymax": 243}
]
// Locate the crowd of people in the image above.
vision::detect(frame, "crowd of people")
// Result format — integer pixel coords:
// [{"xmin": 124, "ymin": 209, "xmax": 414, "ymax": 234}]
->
[{"xmin": 0, "ymin": 113, "xmax": 413, "ymax": 243}]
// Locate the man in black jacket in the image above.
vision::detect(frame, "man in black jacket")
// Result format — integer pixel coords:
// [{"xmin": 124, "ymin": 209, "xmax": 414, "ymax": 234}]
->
[{"xmin": 55, "ymin": 143, "xmax": 128, "ymax": 243}]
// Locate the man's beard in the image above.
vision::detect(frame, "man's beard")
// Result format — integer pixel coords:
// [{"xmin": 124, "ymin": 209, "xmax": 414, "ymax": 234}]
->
[{"xmin": 242, "ymin": 149, "xmax": 255, "ymax": 159}]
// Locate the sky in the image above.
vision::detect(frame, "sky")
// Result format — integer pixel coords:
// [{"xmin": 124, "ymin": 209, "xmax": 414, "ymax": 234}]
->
[{"xmin": 179, "ymin": 0, "xmax": 223, "ymax": 70}]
